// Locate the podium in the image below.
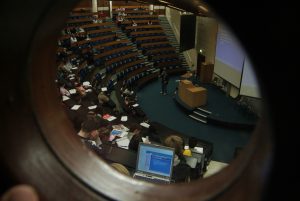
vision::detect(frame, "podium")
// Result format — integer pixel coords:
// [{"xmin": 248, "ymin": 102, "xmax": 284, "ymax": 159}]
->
[
  {"xmin": 178, "ymin": 80, "xmax": 207, "ymax": 108},
  {"xmin": 198, "ymin": 62, "xmax": 214, "ymax": 83}
]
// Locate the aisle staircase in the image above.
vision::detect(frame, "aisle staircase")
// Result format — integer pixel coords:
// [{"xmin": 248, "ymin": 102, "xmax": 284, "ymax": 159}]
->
[
  {"xmin": 158, "ymin": 16, "xmax": 190, "ymax": 70},
  {"xmin": 111, "ymin": 20, "xmax": 154, "ymax": 70}
]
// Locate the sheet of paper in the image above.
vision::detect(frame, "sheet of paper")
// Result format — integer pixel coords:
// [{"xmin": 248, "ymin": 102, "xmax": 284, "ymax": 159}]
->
[
  {"xmin": 71, "ymin": 67, "xmax": 78, "ymax": 70},
  {"xmin": 140, "ymin": 122, "xmax": 150, "ymax": 128},
  {"xmin": 185, "ymin": 156, "xmax": 198, "ymax": 168},
  {"xmin": 132, "ymin": 103, "xmax": 139, "ymax": 107},
  {"xmin": 107, "ymin": 116, "xmax": 116, "ymax": 121},
  {"xmin": 83, "ymin": 81, "xmax": 91, "ymax": 86},
  {"xmin": 69, "ymin": 89, "xmax": 76, "ymax": 94},
  {"xmin": 194, "ymin": 147, "xmax": 204, "ymax": 154},
  {"xmin": 111, "ymin": 129, "xmax": 123, "ymax": 136},
  {"xmin": 121, "ymin": 116, "xmax": 128, "ymax": 122},
  {"xmin": 71, "ymin": 105, "xmax": 81, "ymax": 110},
  {"xmin": 116, "ymin": 138, "xmax": 130, "ymax": 149},
  {"xmin": 62, "ymin": 95, "xmax": 70, "ymax": 101},
  {"xmin": 120, "ymin": 131, "xmax": 128, "ymax": 138},
  {"xmin": 88, "ymin": 105, "xmax": 97, "ymax": 110},
  {"xmin": 101, "ymin": 87, "xmax": 107, "ymax": 92}
]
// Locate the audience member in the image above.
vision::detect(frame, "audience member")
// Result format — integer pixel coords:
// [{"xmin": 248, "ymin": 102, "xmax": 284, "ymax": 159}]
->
[
  {"xmin": 70, "ymin": 35, "xmax": 77, "ymax": 44},
  {"xmin": 59, "ymin": 83, "xmax": 70, "ymax": 97},
  {"xmin": 128, "ymin": 124, "xmax": 143, "ymax": 151},
  {"xmin": 163, "ymin": 135, "xmax": 191, "ymax": 183},
  {"xmin": 75, "ymin": 82, "xmax": 87, "ymax": 97},
  {"xmin": 98, "ymin": 91, "xmax": 110, "ymax": 105},
  {"xmin": 110, "ymin": 163, "xmax": 130, "ymax": 176}
]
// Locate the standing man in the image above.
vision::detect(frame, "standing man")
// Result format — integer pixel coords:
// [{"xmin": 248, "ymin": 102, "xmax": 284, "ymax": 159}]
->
[{"xmin": 160, "ymin": 68, "xmax": 169, "ymax": 95}]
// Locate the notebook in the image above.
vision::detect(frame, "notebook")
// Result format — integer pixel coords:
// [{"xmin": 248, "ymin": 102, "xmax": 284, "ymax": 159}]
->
[{"xmin": 133, "ymin": 143, "xmax": 175, "ymax": 184}]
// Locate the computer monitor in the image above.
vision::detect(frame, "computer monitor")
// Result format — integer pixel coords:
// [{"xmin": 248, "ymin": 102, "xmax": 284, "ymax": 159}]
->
[{"xmin": 136, "ymin": 143, "xmax": 175, "ymax": 178}]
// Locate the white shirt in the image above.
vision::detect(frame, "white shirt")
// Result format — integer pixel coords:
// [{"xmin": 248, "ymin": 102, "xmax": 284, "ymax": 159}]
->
[{"xmin": 70, "ymin": 36, "xmax": 77, "ymax": 43}]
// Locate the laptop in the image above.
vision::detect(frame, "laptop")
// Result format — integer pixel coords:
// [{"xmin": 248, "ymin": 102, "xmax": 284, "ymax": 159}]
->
[{"xmin": 133, "ymin": 143, "xmax": 175, "ymax": 184}]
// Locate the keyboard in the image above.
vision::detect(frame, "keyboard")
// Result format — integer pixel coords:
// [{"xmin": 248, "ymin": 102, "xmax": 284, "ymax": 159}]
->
[{"xmin": 133, "ymin": 173, "xmax": 170, "ymax": 184}]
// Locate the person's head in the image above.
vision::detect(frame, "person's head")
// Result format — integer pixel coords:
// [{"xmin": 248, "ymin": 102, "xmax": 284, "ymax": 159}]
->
[
  {"xmin": 110, "ymin": 163, "xmax": 130, "ymax": 176},
  {"xmin": 81, "ymin": 118, "xmax": 100, "ymax": 140},
  {"xmin": 163, "ymin": 135, "xmax": 184, "ymax": 158}
]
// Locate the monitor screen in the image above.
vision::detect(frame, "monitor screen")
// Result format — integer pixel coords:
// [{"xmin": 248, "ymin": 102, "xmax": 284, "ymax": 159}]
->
[{"xmin": 136, "ymin": 143, "xmax": 174, "ymax": 177}]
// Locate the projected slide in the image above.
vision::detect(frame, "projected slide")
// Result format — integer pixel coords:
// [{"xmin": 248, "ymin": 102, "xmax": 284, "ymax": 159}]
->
[
  {"xmin": 214, "ymin": 24, "xmax": 245, "ymax": 87},
  {"xmin": 240, "ymin": 57, "xmax": 261, "ymax": 98}
]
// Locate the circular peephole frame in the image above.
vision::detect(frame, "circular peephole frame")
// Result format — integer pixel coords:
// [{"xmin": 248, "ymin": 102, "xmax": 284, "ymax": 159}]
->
[{"xmin": 1, "ymin": 0, "xmax": 274, "ymax": 201}]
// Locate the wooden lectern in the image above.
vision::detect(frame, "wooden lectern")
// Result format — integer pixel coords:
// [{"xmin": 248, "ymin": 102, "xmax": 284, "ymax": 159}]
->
[
  {"xmin": 178, "ymin": 80, "xmax": 207, "ymax": 108},
  {"xmin": 198, "ymin": 62, "xmax": 214, "ymax": 83}
]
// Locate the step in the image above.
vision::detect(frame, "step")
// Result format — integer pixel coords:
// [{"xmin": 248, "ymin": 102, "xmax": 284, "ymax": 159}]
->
[
  {"xmin": 193, "ymin": 111, "xmax": 207, "ymax": 118},
  {"xmin": 197, "ymin": 107, "xmax": 212, "ymax": 115},
  {"xmin": 189, "ymin": 114, "xmax": 207, "ymax": 124}
]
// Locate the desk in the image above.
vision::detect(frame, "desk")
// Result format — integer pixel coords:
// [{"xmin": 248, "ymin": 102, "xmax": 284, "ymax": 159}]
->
[{"xmin": 101, "ymin": 143, "xmax": 137, "ymax": 169}]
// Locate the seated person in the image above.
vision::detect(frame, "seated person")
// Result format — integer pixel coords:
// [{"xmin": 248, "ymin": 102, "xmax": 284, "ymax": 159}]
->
[
  {"xmin": 131, "ymin": 20, "xmax": 137, "ymax": 31},
  {"xmin": 77, "ymin": 118, "xmax": 103, "ymax": 156},
  {"xmin": 59, "ymin": 83, "xmax": 70, "ymax": 97},
  {"xmin": 75, "ymin": 82, "xmax": 87, "ymax": 97},
  {"xmin": 98, "ymin": 91, "xmax": 109, "ymax": 105},
  {"xmin": 163, "ymin": 135, "xmax": 191, "ymax": 183},
  {"xmin": 128, "ymin": 124, "xmax": 143, "ymax": 151},
  {"xmin": 70, "ymin": 35, "xmax": 77, "ymax": 44},
  {"xmin": 110, "ymin": 163, "xmax": 130, "ymax": 176},
  {"xmin": 98, "ymin": 91, "xmax": 116, "ymax": 109}
]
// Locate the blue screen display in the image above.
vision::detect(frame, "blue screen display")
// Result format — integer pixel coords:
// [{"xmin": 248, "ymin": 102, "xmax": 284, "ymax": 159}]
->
[{"xmin": 137, "ymin": 144, "xmax": 174, "ymax": 177}]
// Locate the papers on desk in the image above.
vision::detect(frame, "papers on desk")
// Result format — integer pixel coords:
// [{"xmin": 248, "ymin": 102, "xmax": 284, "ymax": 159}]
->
[
  {"xmin": 194, "ymin": 147, "xmax": 204, "ymax": 154},
  {"xmin": 102, "ymin": 114, "xmax": 116, "ymax": 121},
  {"xmin": 68, "ymin": 74, "xmax": 75, "ymax": 78},
  {"xmin": 142, "ymin": 136, "xmax": 150, "ymax": 144},
  {"xmin": 69, "ymin": 77, "xmax": 75, "ymax": 80},
  {"xmin": 69, "ymin": 89, "xmax": 76, "ymax": 94},
  {"xmin": 121, "ymin": 116, "xmax": 128, "ymax": 122},
  {"xmin": 62, "ymin": 95, "xmax": 70, "ymax": 101},
  {"xmin": 101, "ymin": 87, "xmax": 107, "ymax": 92},
  {"xmin": 115, "ymin": 137, "xmax": 130, "ymax": 149},
  {"xmin": 111, "ymin": 129, "xmax": 128, "ymax": 137},
  {"xmin": 132, "ymin": 103, "xmax": 139, "ymax": 107},
  {"xmin": 112, "ymin": 124, "xmax": 129, "ymax": 132},
  {"xmin": 140, "ymin": 122, "xmax": 150, "ymax": 128},
  {"xmin": 71, "ymin": 105, "xmax": 81, "ymax": 110},
  {"xmin": 83, "ymin": 81, "xmax": 91, "ymax": 87},
  {"xmin": 185, "ymin": 156, "xmax": 198, "ymax": 168},
  {"xmin": 111, "ymin": 129, "xmax": 122, "ymax": 136},
  {"xmin": 71, "ymin": 67, "xmax": 78, "ymax": 70},
  {"xmin": 88, "ymin": 105, "xmax": 97, "ymax": 110}
]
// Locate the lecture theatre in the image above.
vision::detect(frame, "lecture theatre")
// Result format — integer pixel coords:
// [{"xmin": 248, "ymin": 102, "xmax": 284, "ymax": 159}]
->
[{"xmin": 2, "ymin": 0, "xmax": 292, "ymax": 200}]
